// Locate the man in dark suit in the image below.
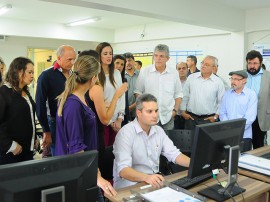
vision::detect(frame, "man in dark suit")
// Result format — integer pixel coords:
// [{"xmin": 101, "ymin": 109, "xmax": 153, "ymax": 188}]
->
[{"xmin": 246, "ymin": 50, "xmax": 270, "ymax": 149}]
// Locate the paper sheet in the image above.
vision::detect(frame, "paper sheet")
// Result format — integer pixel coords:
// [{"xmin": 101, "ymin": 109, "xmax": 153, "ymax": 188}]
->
[{"xmin": 141, "ymin": 187, "xmax": 201, "ymax": 202}]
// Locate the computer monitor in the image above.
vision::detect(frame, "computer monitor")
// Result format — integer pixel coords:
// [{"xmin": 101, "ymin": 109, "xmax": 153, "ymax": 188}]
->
[
  {"xmin": 0, "ymin": 150, "xmax": 99, "ymax": 202},
  {"xmin": 188, "ymin": 118, "xmax": 246, "ymax": 201}
]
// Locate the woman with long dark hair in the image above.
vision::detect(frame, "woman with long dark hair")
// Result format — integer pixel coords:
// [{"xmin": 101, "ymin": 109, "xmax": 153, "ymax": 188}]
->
[
  {"xmin": 0, "ymin": 57, "xmax": 37, "ymax": 164},
  {"xmin": 96, "ymin": 42, "xmax": 125, "ymax": 147}
]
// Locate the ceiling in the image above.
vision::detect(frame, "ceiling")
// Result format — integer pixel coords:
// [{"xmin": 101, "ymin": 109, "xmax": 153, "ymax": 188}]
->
[
  {"xmin": 214, "ymin": 0, "xmax": 270, "ymax": 10},
  {"xmin": 1, "ymin": 0, "xmax": 270, "ymax": 30},
  {"xmin": 0, "ymin": 0, "xmax": 161, "ymax": 29}
]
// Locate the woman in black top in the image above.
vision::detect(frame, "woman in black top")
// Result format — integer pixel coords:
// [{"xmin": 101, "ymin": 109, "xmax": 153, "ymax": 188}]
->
[{"xmin": 0, "ymin": 57, "xmax": 36, "ymax": 165}]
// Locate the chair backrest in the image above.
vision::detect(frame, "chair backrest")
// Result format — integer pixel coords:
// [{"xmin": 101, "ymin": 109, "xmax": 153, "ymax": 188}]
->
[{"xmin": 164, "ymin": 129, "xmax": 193, "ymax": 153}]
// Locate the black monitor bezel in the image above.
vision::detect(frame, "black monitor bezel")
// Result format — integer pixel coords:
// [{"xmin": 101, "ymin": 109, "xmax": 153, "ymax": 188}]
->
[
  {"xmin": 0, "ymin": 150, "xmax": 98, "ymax": 202},
  {"xmin": 188, "ymin": 118, "xmax": 246, "ymax": 179}
]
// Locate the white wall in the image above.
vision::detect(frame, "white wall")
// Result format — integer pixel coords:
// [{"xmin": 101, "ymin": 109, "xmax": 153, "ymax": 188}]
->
[
  {"xmin": 113, "ymin": 21, "xmax": 247, "ymax": 85},
  {"xmin": 0, "ymin": 36, "xmax": 99, "ymax": 68},
  {"xmin": 0, "ymin": 18, "xmax": 114, "ymax": 43},
  {"xmin": 247, "ymin": 30, "xmax": 270, "ymax": 51},
  {"xmin": 246, "ymin": 8, "xmax": 270, "ymax": 32},
  {"xmin": 114, "ymin": 22, "xmax": 229, "ymax": 43}
]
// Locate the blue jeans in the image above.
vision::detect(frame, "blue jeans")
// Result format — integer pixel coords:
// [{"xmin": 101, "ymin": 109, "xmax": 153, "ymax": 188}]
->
[
  {"xmin": 97, "ymin": 188, "xmax": 104, "ymax": 202},
  {"xmin": 48, "ymin": 116, "xmax": 56, "ymax": 156}
]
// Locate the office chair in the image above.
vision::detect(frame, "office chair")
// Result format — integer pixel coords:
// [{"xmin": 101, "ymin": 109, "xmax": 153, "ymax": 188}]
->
[
  {"xmin": 165, "ymin": 129, "xmax": 193, "ymax": 156},
  {"xmin": 159, "ymin": 129, "xmax": 193, "ymax": 175}
]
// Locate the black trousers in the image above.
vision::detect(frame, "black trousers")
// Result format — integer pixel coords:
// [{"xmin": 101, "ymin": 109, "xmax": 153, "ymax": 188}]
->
[
  {"xmin": 0, "ymin": 150, "xmax": 33, "ymax": 165},
  {"xmin": 252, "ymin": 117, "xmax": 267, "ymax": 149},
  {"xmin": 241, "ymin": 138, "xmax": 252, "ymax": 153},
  {"xmin": 174, "ymin": 115, "xmax": 185, "ymax": 129}
]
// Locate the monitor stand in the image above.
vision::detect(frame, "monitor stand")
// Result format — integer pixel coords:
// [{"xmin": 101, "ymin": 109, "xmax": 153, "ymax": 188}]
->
[{"xmin": 198, "ymin": 145, "xmax": 246, "ymax": 201}]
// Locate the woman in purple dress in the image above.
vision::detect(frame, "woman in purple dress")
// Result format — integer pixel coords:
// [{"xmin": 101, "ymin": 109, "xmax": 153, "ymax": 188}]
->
[{"xmin": 55, "ymin": 55, "xmax": 117, "ymax": 201}]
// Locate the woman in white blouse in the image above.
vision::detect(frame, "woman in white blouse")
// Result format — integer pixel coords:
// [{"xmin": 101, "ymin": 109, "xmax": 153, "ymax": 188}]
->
[{"xmin": 96, "ymin": 42, "xmax": 126, "ymax": 147}]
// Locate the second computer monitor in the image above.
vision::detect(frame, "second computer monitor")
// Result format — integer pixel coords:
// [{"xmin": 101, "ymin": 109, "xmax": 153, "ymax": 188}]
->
[{"xmin": 188, "ymin": 118, "xmax": 246, "ymax": 179}]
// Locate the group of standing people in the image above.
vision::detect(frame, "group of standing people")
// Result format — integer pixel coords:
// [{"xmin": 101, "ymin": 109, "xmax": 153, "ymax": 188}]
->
[
  {"xmin": 176, "ymin": 50, "xmax": 269, "ymax": 152},
  {"xmin": 0, "ymin": 43, "xmax": 131, "ymax": 200},
  {"xmin": 0, "ymin": 42, "xmax": 269, "ymax": 199}
]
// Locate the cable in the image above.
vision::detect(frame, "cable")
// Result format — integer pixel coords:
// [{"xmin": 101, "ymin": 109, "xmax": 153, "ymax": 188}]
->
[
  {"xmin": 236, "ymin": 181, "xmax": 246, "ymax": 202},
  {"xmin": 252, "ymin": 33, "xmax": 270, "ymax": 44},
  {"xmin": 214, "ymin": 175, "xmax": 236, "ymax": 202}
]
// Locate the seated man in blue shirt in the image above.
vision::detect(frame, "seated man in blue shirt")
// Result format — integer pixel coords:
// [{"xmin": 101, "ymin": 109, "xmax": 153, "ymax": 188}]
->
[
  {"xmin": 113, "ymin": 93, "xmax": 190, "ymax": 189},
  {"xmin": 220, "ymin": 70, "xmax": 258, "ymax": 152}
]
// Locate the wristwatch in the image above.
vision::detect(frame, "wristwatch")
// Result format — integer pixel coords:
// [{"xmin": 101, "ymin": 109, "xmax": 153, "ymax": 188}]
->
[{"xmin": 118, "ymin": 112, "xmax": 125, "ymax": 120}]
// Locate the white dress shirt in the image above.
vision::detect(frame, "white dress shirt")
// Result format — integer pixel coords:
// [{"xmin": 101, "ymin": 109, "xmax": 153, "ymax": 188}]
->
[
  {"xmin": 113, "ymin": 118, "xmax": 181, "ymax": 189},
  {"xmin": 180, "ymin": 72, "xmax": 225, "ymax": 115},
  {"xmin": 134, "ymin": 65, "xmax": 183, "ymax": 124}
]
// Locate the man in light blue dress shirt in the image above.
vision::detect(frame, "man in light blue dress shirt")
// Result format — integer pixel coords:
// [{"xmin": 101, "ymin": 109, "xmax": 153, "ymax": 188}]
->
[
  {"xmin": 113, "ymin": 94, "xmax": 190, "ymax": 189},
  {"xmin": 220, "ymin": 70, "xmax": 257, "ymax": 152}
]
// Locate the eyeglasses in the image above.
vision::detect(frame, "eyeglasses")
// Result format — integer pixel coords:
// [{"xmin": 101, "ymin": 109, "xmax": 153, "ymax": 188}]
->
[
  {"xmin": 201, "ymin": 62, "xmax": 214, "ymax": 68},
  {"xmin": 229, "ymin": 77, "xmax": 244, "ymax": 81},
  {"xmin": 247, "ymin": 62, "xmax": 260, "ymax": 66}
]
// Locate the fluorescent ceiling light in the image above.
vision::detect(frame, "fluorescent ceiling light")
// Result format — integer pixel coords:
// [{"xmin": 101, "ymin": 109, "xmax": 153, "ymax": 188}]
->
[
  {"xmin": 0, "ymin": 4, "xmax": 12, "ymax": 16},
  {"xmin": 67, "ymin": 17, "xmax": 101, "ymax": 26}
]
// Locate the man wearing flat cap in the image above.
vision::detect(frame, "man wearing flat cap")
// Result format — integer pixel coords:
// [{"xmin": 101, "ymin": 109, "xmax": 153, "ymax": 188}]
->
[{"xmin": 220, "ymin": 70, "xmax": 258, "ymax": 152}]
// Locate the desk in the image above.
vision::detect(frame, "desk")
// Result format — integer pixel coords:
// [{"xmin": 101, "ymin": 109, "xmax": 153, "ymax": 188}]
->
[
  {"xmin": 238, "ymin": 146, "xmax": 270, "ymax": 183},
  {"xmin": 106, "ymin": 171, "xmax": 270, "ymax": 202}
]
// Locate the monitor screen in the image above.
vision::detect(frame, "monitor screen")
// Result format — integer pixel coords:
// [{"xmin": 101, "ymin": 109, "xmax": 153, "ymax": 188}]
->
[
  {"xmin": 0, "ymin": 150, "xmax": 98, "ymax": 202},
  {"xmin": 188, "ymin": 118, "xmax": 246, "ymax": 179}
]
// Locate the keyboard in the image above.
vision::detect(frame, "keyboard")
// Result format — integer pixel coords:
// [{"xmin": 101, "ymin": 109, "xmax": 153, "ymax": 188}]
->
[
  {"xmin": 171, "ymin": 172, "xmax": 212, "ymax": 189},
  {"xmin": 260, "ymin": 152, "xmax": 270, "ymax": 160}
]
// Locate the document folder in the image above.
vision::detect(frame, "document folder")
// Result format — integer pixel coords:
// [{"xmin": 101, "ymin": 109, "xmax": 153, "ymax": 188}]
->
[{"xmin": 238, "ymin": 154, "xmax": 270, "ymax": 176}]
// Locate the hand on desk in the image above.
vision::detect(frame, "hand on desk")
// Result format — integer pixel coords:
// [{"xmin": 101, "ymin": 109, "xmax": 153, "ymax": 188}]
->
[
  {"xmin": 97, "ymin": 176, "xmax": 117, "ymax": 197},
  {"xmin": 144, "ymin": 174, "xmax": 165, "ymax": 188}
]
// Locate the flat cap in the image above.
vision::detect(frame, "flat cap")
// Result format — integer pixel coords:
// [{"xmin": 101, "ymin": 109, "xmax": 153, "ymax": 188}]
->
[{"xmin": 229, "ymin": 70, "xmax": 248, "ymax": 78}]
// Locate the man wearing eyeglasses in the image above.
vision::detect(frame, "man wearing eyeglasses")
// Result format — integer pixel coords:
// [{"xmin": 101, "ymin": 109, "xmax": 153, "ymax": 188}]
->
[
  {"xmin": 220, "ymin": 70, "xmax": 257, "ymax": 152},
  {"xmin": 245, "ymin": 50, "xmax": 270, "ymax": 149},
  {"xmin": 180, "ymin": 55, "xmax": 225, "ymax": 130}
]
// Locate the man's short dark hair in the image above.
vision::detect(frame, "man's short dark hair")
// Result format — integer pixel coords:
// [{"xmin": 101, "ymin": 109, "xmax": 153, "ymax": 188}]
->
[
  {"xmin": 79, "ymin": 49, "xmax": 99, "ymax": 60},
  {"xmin": 135, "ymin": 60, "xmax": 142, "ymax": 66},
  {"xmin": 123, "ymin": 52, "xmax": 134, "ymax": 60},
  {"xmin": 246, "ymin": 50, "xmax": 263, "ymax": 63},
  {"xmin": 113, "ymin": 54, "xmax": 125, "ymax": 62},
  {"xmin": 136, "ymin": 94, "xmax": 157, "ymax": 111},
  {"xmin": 187, "ymin": 55, "xmax": 197, "ymax": 65}
]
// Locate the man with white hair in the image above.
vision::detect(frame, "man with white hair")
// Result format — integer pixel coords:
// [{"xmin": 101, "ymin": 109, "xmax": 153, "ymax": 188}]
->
[
  {"xmin": 181, "ymin": 55, "xmax": 225, "ymax": 130},
  {"xmin": 36, "ymin": 45, "xmax": 77, "ymax": 156},
  {"xmin": 135, "ymin": 44, "xmax": 182, "ymax": 130}
]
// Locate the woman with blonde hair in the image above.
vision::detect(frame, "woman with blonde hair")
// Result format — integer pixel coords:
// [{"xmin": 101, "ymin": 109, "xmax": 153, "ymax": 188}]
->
[{"xmin": 55, "ymin": 55, "xmax": 117, "ymax": 201}]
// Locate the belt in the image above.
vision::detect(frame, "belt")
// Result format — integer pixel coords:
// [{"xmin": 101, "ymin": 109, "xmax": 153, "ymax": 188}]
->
[{"xmin": 187, "ymin": 111, "xmax": 215, "ymax": 119}]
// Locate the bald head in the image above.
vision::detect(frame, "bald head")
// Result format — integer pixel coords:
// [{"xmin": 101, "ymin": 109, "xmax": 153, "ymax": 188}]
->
[
  {"xmin": 57, "ymin": 45, "xmax": 77, "ymax": 72},
  {"xmin": 176, "ymin": 62, "xmax": 188, "ymax": 80}
]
